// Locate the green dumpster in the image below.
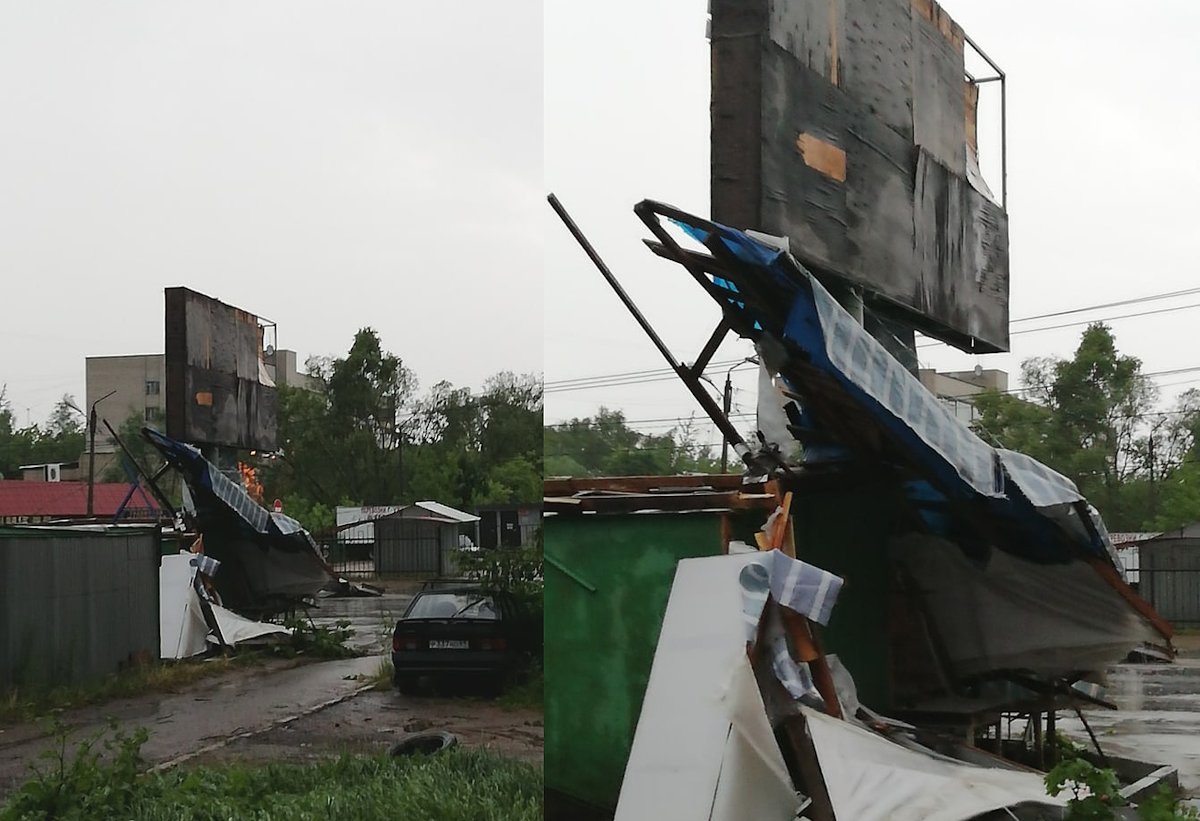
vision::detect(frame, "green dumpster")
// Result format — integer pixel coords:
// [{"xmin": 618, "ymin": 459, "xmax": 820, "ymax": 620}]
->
[
  {"xmin": 544, "ymin": 508, "xmax": 761, "ymax": 811},
  {"xmin": 544, "ymin": 474, "xmax": 903, "ymax": 812}
]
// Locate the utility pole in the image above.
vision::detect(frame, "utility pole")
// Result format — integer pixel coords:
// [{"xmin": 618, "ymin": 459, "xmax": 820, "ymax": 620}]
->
[{"xmin": 87, "ymin": 390, "xmax": 117, "ymax": 517}]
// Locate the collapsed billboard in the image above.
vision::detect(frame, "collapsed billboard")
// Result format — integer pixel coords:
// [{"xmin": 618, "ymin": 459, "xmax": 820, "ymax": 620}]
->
[
  {"xmin": 164, "ymin": 287, "xmax": 278, "ymax": 452},
  {"xmin": 711, "ymin": 0, "xmax": 1009, "ymax": 352},
  {"xmin": 145, "ymin": 428, "xmax": 330, "ymax": 614}
]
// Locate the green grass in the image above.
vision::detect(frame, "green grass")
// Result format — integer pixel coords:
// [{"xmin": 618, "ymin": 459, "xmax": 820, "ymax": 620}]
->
[
  {"xmin": 499, "ymin": 663, "xmax": 543, "ymax": 711},
  {"xmin": 370, "ymin": 656, "xmax": 395, "ymax": 690},
  {"xmin": 0, "ymin": 721, "xmax": 542, "ymax": 821}
]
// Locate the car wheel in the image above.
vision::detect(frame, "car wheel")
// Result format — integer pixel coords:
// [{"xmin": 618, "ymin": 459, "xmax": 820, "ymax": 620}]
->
[
  {"xmin": 394, "ymin": 673, "xmax": 418, "ymax": 694},
  {"xmin": 389, "ymin": 731, "xmax": 458, "ymax": 757}
]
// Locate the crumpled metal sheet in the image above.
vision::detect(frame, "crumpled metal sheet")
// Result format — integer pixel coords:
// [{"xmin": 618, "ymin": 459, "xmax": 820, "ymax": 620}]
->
[
  {"xmin": 145, "ymin": 428, "xmax": 331, "ymax": 611},
  {"xmin": 656, "ymin": 208, "xmax": 1125, "ymax": 563},
  {"xmin": 738, "ymin": 549, "xmax": 844, "ymax": 642},
  {"xmin": 812, "ymin": 280, "xmax": 1001, "ymax": 498},
  {"xmin": 997, "ymin": 448, "xmax": 1082, "ymax": 507}
]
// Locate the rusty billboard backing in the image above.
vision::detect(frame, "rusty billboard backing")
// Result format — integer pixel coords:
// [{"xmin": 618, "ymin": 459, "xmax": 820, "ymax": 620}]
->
[
  {"xmin": 711, "ymin": 0, "xmax": 1009, "ymax": 352},
  {"xmin": 164, "ymin": 287, "xmax": 279, "ymax": 452}
]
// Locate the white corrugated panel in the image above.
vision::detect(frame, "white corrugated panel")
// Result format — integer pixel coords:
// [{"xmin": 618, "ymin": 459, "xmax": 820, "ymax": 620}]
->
[
  {"xmin": 413, "ymin": 501, "xmax": 479, "ymax": 523},
  {"xmin": 336, "ymin": 505, "xmax": 401, "ymax": 542}
]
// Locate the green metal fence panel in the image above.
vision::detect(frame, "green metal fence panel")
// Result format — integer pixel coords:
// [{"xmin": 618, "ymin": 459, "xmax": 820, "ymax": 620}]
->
[
  {"xmin": 1140, "ymin": 539, "xmax": 1200, "ymax": 628},
  {"xmin": 545, "ymin": 481, "xmax": 901, "ymax": 811},
  {"xmin": 544, "ymin": 511, "xmax": 736, "ymax": 810},
  {"xmin": 0, "ymin": 526, "xmax": 160, "ymax": 687}
]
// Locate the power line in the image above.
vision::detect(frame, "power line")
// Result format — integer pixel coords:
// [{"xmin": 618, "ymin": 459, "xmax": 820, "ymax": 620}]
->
[
  {"xmin": 548, "ymin": 286, "xmax": 1200, "ymax": 391},
  {"xmin": 549, "ymin": 317, "xmax": 1190, "ymax": 393},
  {"xmin": 544, "ymin": 357, "xmax": 747, "ymax": 389},
  {"xmin": 545, "ymin": 411, "xmax": 756, "ymax": 429},
  {"xmin": 545, "ymin": 360, "xmax": 758, "ymax": 394},
  {"xmin": 547, "ymin": 368, "xmax": 1200, "ymax": 434},
  {"xmin": 548, "ymin": 441, "xmax": 727, "ymax": 456},
  {"xmin": 921, "ymin": 302, "xmax": 1200, "ymax": 350},
  {"xmin": 1009, "ymin": 286, "xmax": 1200, "ymax": 324},
  {"xmin": 544, "ymin": 372, "xmax": 685, "ymax": 394}
]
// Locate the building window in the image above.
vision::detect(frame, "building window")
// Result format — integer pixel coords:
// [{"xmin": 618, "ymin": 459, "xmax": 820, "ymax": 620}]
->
[
  {"xmin": 146, "ymin": 380, "xmax": 160, "ymax": 395},
  {"xmin": 145, "ymin": 407, "xmax": 160, "ymax": 422}
]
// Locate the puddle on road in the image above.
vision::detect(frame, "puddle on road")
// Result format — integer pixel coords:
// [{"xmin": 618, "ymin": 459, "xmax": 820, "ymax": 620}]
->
[
  {"xmin": 310, "ymin": 594, "xmax": 412, "ymax": 654},
  {"xmin": 1058, "ymin": 659, "xmax": 1200, "ymax": 795}
]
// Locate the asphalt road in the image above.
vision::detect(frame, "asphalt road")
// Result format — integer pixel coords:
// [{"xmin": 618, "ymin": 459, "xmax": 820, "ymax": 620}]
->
[
  {"xmin": 1059, "ymin": 657, "xmax": 1200, "ymax": 796},
  {"xmin": 0, "ymin": 654, "xmax": 383, "ymax": 799},
  {"xmin": 309, "ymin": 592, "xmax": 413, "ymax": 653},
  {"xmin": 0, "ymin": 590, "xmax": 539, "ymax": 801}
]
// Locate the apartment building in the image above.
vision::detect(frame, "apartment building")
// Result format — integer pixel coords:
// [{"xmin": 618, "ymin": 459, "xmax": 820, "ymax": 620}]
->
[{"xmin": 917, "ymin": 367, "xmax": 1008, "ymax": 425}]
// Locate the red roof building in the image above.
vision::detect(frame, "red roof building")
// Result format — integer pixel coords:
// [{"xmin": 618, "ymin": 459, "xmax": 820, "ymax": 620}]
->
[{"xmin": 0, "ymin": 481, "xmax": 161, "ymax": 524}]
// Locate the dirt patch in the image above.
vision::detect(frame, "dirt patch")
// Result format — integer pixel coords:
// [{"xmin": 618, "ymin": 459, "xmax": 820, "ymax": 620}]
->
[{"xmin": 188, "ymin": 688, "xmax": 543, "ymax": 768}]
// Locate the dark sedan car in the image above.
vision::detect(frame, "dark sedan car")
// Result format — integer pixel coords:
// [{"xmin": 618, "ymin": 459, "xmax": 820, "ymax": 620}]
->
[{"xmin": 391, "ymin": 583, "xmax": 537, "ymax": 693}]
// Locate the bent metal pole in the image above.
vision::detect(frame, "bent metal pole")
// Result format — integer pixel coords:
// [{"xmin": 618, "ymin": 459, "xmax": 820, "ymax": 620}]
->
[{"xmin": 547, "ymin": 193, "xmax": 755, "ymax": 468}]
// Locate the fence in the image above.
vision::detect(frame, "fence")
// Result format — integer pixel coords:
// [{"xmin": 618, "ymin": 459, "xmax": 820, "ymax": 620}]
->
[
  {"xmin": 0, "ymin": 525, "xmax": 160, "ymax": 686},
  {"xmin": 1137, "ymin": 538, "xmax": 1200, "ymax": 629},
  {"xmin": 320, "ymin": 536, "xmax": 458, "ymax": 579},
  {"xmin": 1138, "ymin": 567, "xmax": 1200, "ymax": 629},
  {"xmin": 321, "ymin": 535, "xmax": 377, "ymax": 578},
  {"xmin": 478, "ymin": 508, "xmax": 541, "ymax": 549}
]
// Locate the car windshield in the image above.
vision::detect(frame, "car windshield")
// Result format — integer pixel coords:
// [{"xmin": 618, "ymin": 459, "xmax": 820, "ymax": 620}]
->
[{"xmin": 406, "ymin": 592, "xmax": 499, "ymax": 621}]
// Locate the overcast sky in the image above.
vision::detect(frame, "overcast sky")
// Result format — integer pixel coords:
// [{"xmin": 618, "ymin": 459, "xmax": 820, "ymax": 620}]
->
[
  {"xmin": 545, "ymin": 0, "xmax": 1200, "ymax": 448},
  {"xmin": 0, "ymin": 1, "xmax": 542, "ymax": 427}
]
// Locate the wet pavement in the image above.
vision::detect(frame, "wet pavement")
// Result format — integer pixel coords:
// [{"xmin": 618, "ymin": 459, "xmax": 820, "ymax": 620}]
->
[
  {"xmin": 310, "ymin": 592, "xmax": 412, "ymax": 653},
  {"xmin": 1059, "ymin": 657, "xmax": 1200, "ymax": 796},
  {"xmin": 0, "ymin": 655, "xmax": 383, "ymax": 799},
  {"xmin": 0, "ymin": 589, "xmax": 535, "ymax": 799}
]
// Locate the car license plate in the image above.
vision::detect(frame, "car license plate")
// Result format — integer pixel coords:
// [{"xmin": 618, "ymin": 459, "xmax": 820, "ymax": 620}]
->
[{"xmin": 429, "ymin": 640, "xmax": 468, "ymax": 650}]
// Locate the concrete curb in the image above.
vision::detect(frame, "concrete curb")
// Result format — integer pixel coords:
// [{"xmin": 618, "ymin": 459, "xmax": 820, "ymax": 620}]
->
[{"xmin": 149, "ymin": 682, "xmax": 377, "ymax": 772}]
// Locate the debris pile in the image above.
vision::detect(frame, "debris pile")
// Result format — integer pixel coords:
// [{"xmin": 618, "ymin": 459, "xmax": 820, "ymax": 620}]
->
[
  {"xmin": 146, "ymin": 428, "xmax": 331, "ymax": 616},
  {"xmin": 144, "ymin": 429, "xmax": 343, "ymax": 658},
  {"xmin": 574, "ymin": 203, "xmax": 1178, "ymax": 818}
]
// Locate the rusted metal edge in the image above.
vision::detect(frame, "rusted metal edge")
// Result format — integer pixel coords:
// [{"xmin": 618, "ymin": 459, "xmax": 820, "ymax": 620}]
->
[
  {"xmin": 1086, "ymin": 557, "xmax": 1175, "ymax": 643},
  {"xmin": 544, "ymin": 491, "xmax": 777, "ymax": 516},
  {"xmin": 544, "ymin": 474, "xmax": 760, "ymax": 495}
]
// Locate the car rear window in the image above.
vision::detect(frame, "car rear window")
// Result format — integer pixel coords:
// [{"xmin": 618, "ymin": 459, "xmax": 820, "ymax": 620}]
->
[{"xmin": 407, "ymin": 593, "xmax": 500, "ymax": 621}]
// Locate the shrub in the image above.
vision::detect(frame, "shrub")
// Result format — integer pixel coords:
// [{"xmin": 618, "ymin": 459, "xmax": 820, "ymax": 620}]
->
[{"xmin": 1, "ymin": 722, "xmax": 543, "ymax": 821}]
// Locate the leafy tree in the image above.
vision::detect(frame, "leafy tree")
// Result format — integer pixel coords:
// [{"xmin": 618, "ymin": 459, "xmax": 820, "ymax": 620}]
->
[
  {"xmin": 258, "ymin": 329, "xmax": 542, "ymax": 515},
  {"xmin": 46, "ymin": 394, "xmax": 84, "ymax": 439},
  {"xmin": 1150, "ymin": 461, "xmax": 1200, "ymax": 532},
  {"xmin": 0, "ymin": 389, "xmax": 87, "ymax": 477},
  {"xmin": 472, "ymin": 456, "xmax": 541, "ymax": 507},
  {"xmin": 478, "ymin": 372, "xmax": 542, "ymax": 467},
  {"xmin": 277, "ymin": 495, "xmax": 336, "ymax": 534},
  {"xmin": 544, "ymin": 408, "xmax": 722, "ymax": 477},
  {"xmin": 972, "ymin": 324, "xmax": 1200, "ymax": 530}
]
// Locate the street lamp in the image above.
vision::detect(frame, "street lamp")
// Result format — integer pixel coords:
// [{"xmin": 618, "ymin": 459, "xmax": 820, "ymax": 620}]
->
[
  {"xmin": 66, "ymin": 390, "xmax": 116, "ymax": 517},
  {"xmin": 720, "ymin": 357, "xmax": 759, "ymax": 473}
]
